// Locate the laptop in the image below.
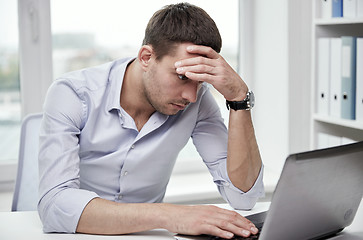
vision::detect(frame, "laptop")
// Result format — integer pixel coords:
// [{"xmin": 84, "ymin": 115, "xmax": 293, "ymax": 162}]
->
[{"xmin": 175, "ymin": 141, "xmax": 363, "ymax": 240}]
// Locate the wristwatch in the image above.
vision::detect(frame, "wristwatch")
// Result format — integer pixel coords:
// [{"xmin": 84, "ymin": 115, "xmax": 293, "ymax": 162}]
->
[{"xmin": 226, "ymin": 91, "xmax": 255, "ymax": 111}]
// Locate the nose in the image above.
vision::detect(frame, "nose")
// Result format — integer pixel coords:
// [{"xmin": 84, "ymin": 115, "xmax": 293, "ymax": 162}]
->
[
  {"xmin": 182, "ymin": 80, "xmax": 200, "ymax": 103},
  {"xmin": 181, "ymin": 81, "xmax": 199, "ymax": 103}
]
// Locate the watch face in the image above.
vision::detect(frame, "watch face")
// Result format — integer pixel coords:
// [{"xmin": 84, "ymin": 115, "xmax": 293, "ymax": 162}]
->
[{"xmin": 248, "ymin": 91, "xmax": 255, "ymax": 109}]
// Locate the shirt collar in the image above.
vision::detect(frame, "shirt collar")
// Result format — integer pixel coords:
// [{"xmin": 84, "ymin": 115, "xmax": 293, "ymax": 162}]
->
[
  {"xmin": 107, "ymin": 57, "xmax": 135, "ymax": 112},
  {"xmin": 106, "ymin": 57, "xmax": 171, "ymax": 131}
]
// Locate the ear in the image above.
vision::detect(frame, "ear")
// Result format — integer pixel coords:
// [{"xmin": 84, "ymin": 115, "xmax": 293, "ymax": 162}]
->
[{"xmin": 138, "ymin": 45, "xmax": 154, "ymax": 70}]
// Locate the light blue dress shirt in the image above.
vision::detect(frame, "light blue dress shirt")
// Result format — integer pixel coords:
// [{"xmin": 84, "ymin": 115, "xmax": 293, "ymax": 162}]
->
[{"xmin": 38, "ymin": 58, "xmax": 264, "ymax": 233}]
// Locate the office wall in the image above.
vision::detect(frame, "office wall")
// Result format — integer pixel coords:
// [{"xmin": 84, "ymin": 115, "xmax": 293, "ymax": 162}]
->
[
  {"xmin": 240, "ymin": 0, "xmax": 289, "ymax": 175},
  {"xmin": 287, "ymin": 0, "xmax": 312, "ymax": 155},
  {"xmin": 239, "ymin": 0, "xmax": 312, "ymax": 176}
]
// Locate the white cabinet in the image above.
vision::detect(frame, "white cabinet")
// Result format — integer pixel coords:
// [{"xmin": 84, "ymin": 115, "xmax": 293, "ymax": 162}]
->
[{"xmin": 311, "ymin": 1, "xmax": 363, "ymax": 149}]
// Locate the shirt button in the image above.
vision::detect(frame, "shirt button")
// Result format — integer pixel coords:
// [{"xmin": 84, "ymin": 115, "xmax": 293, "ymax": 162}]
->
[
  {"xmin": 118, "ymin": 194, "xmax": 123, "ymax": 200},
  {"xmin": 131, "ymin": 144, "xmax": 135, "ymax": 149},
  {"xmin": 124, "ymin": 171, "xmax": 128, "ymax": 176}
]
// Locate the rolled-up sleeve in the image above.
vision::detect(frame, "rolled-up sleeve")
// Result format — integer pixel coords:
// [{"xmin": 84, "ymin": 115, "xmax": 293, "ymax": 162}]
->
[
  {"xmin": 213, "ymin": 160, "xmax": 264, "ymax": 210},
  {"xmin": 38, "ymin": 80, "xmax": 99, "ymax": 233},
  {"xmin": 192, "ymin": 89, "xmax": 265, "ymax": 210}
]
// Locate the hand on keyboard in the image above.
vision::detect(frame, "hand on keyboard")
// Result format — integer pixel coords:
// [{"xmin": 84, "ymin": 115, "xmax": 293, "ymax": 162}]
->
[{"xmin": 163, "ymin": 204, "xmax": 259, "ymax": 239}]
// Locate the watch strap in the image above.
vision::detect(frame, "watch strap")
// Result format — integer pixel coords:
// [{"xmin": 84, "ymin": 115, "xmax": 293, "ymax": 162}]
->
[
  {"xmin": 226, "ymin": 100, "xmax": 249, "ymax": 110},
  {"xmin": 226, "ymin": 91, "xmax": 254, "ymax": 111}
]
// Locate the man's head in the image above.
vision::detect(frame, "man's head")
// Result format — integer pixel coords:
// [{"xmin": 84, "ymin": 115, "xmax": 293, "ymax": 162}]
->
[{"xmin": 142, "ymin": 2, "xmax": 222, "ymax": 60}]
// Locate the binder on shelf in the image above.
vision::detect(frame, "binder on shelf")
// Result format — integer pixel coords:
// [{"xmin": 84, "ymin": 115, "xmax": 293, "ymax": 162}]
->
[
  {"xmin": 319, "ymin": 0, "xmax": 332, "ymax": 18},
  {"xmin": 330, "ymin": 38, "xmax": 342, "ymax": 118},
  {"xmin": 341, "ymin": 36, "xmax": 357, "ymax": 120},
  {"xmin": 356, "ymin": 38, "xmax": 363, "ymax": 122},
  {"xmin": 358, "ymin": 0, "xmax": 363, "ymax": 17},
  {"xmin": 317, "ymin": 38, "xmax": 331, "ymax": 116},
  {"xmin": 343, "ymin": 0, "xmax": 357, "ymax": 17},
  {"xmin": 332, "ymin": 0, "xmax": 343, "ymax": 17}
]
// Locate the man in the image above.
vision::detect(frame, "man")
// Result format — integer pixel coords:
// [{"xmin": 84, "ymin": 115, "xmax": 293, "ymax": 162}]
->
[{"xmin": 38, "ymin": 2, "xmax": 264, "ymax": 239}]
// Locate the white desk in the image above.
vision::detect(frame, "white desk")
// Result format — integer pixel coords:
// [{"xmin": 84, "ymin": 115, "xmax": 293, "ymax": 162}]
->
[{"xmin": 0, "ymin": 202, "xmax": 362, "ymax": 240}]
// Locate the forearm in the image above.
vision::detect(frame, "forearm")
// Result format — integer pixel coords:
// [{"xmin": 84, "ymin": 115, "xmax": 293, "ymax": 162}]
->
[
  {"xmin": 227, "ymin": 109, "xmax": 262, "ymax": 192},
  {"xmin": 78, "ymin": 198, "xmax": 258, "ymax": 238},
  {"xmin": 77, "ymin": 198, "xmax": 169, "ymax": 234}
]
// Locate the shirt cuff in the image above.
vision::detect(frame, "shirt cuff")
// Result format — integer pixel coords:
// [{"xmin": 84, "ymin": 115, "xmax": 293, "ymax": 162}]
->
[
  {"xmin": 39, "ymin": 188, "xmax": 99, "ymax": 233},
  {"xmin": 212, "ymin": 161, "xmax": 265, "ymax": 210}
]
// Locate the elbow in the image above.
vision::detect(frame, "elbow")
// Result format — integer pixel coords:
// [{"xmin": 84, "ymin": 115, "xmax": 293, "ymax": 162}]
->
[
  {"xmin": 37, "ymin": 188, "xmax": 99, "ymax": 233},
  {"xmin": 218, "ymin": 180, "xmax": 264, "ymax": 211},
  {"xmin": 229, "ymin": 196, "xmax": 259, "ymax": 211},
  {"xmin": 37, "ymin": 195, "xmax": 77, "ymax": 233}
]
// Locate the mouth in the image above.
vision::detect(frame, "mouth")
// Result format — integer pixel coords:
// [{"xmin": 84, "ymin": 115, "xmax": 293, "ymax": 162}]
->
[{"xmin": 171, "ymin": 102, "xmax": 189, "ymax": 110}]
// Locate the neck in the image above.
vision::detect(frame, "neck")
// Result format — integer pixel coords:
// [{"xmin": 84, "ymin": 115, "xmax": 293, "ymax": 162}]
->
[{"xmin": 120, "ymin": 59, "xmax": 155, "ymax": 130}]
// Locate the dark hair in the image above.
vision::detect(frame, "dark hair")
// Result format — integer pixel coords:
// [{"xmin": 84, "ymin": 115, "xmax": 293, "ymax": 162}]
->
[{"xmin": 142, "ymin": 2, "xmax": 222, "ymax": 60}]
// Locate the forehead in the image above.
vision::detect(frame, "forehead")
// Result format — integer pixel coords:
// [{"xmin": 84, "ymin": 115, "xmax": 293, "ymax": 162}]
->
[{"xmin": 160, "ymin": 43, "xmax": 199, "ymax": 65}]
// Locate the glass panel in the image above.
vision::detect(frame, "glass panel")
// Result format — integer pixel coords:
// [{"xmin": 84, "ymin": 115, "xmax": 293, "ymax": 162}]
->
[
  {"xmin": 0, "ymin": 0, "xmax": 21, "ymax": 163},
  {"xmin": 51, "ymin": 0, "xmax": 238, "ymax": 163}
]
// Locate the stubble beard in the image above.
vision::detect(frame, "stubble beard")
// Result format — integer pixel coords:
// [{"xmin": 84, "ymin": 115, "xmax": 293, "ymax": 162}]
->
[{"xmin": 142, "ymin": 71, "xmax": 178, "ymax": 116}]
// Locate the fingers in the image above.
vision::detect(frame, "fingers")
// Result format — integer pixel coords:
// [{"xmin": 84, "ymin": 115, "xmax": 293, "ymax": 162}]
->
[
  {"xmin": 185, "ymin": 45, "xmax": 220, "ymax": 59},
  {"xmin": 174, "ymin": 44, "xmax": 248, "ymax": 103},
  {"xmin": 175, "ymin": 56, "xmax": 217, "ymax": 78},
  {"xmin": 213, "ymin": 208, "xmax": 259, "ymax": 237},
  {"xmin": 174, "ymin": 55, "xmax": 221, "ymax": 85},
  {"xmin": 175, "ymin": 54, "xmax": 216, "ymax": 68},
  {"xmin": 202, "ymin": 224, "xmax": 235, "ymax": 239},
  {"xmin": 166, "ymin": 204, "xmax": 258, "ymax": 239},
  {"xmin": 176, "ymin": 60, "xmax": 215, "ymax": 75},
  {"xmin": 204, "ymin": 220, "xmax": 252, "ymax": 239},
  {"xmin": 174, "ymin": 45, "xmax": 220, "ymax": 78},
  {"xmin": 195, "ymin": 206, "xmax": 258, "ymax": 239}
]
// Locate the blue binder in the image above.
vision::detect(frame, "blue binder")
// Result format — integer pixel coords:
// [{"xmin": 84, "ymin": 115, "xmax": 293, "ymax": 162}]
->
[
  {"xmin": 341, "ymin": 36, "xmax": 357, "ymax": 120},
  {"xmin": 332, "ymin": 0, "xmax": 343, "ymax": 17}
]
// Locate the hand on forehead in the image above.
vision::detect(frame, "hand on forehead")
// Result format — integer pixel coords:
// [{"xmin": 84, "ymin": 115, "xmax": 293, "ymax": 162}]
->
[
  {"xmin": 174, "ymin": 44, "xmax": 219, "ymax": 68},
  {"xmin": 173, "ymin": 43, "xmax": 247, "ymax": 102},
  {"xmin": 174, "ymin": 44, "xmax": 220, "ymax": 83}
]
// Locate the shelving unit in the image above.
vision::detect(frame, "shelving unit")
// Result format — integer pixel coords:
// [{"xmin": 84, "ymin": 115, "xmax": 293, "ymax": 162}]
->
[
  {"xmin": 311, "ymin": 1, "xmax": 363, "ymax": 149},
  {"xmin": 314, "ymin": 17, "xmax": 363, "ymax": 25}
]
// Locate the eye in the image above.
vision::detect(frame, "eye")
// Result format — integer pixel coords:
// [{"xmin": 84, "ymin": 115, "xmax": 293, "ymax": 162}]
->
[{"xmin": 177, "ymin": 74, "xmax": 189, "ymax": 81}]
